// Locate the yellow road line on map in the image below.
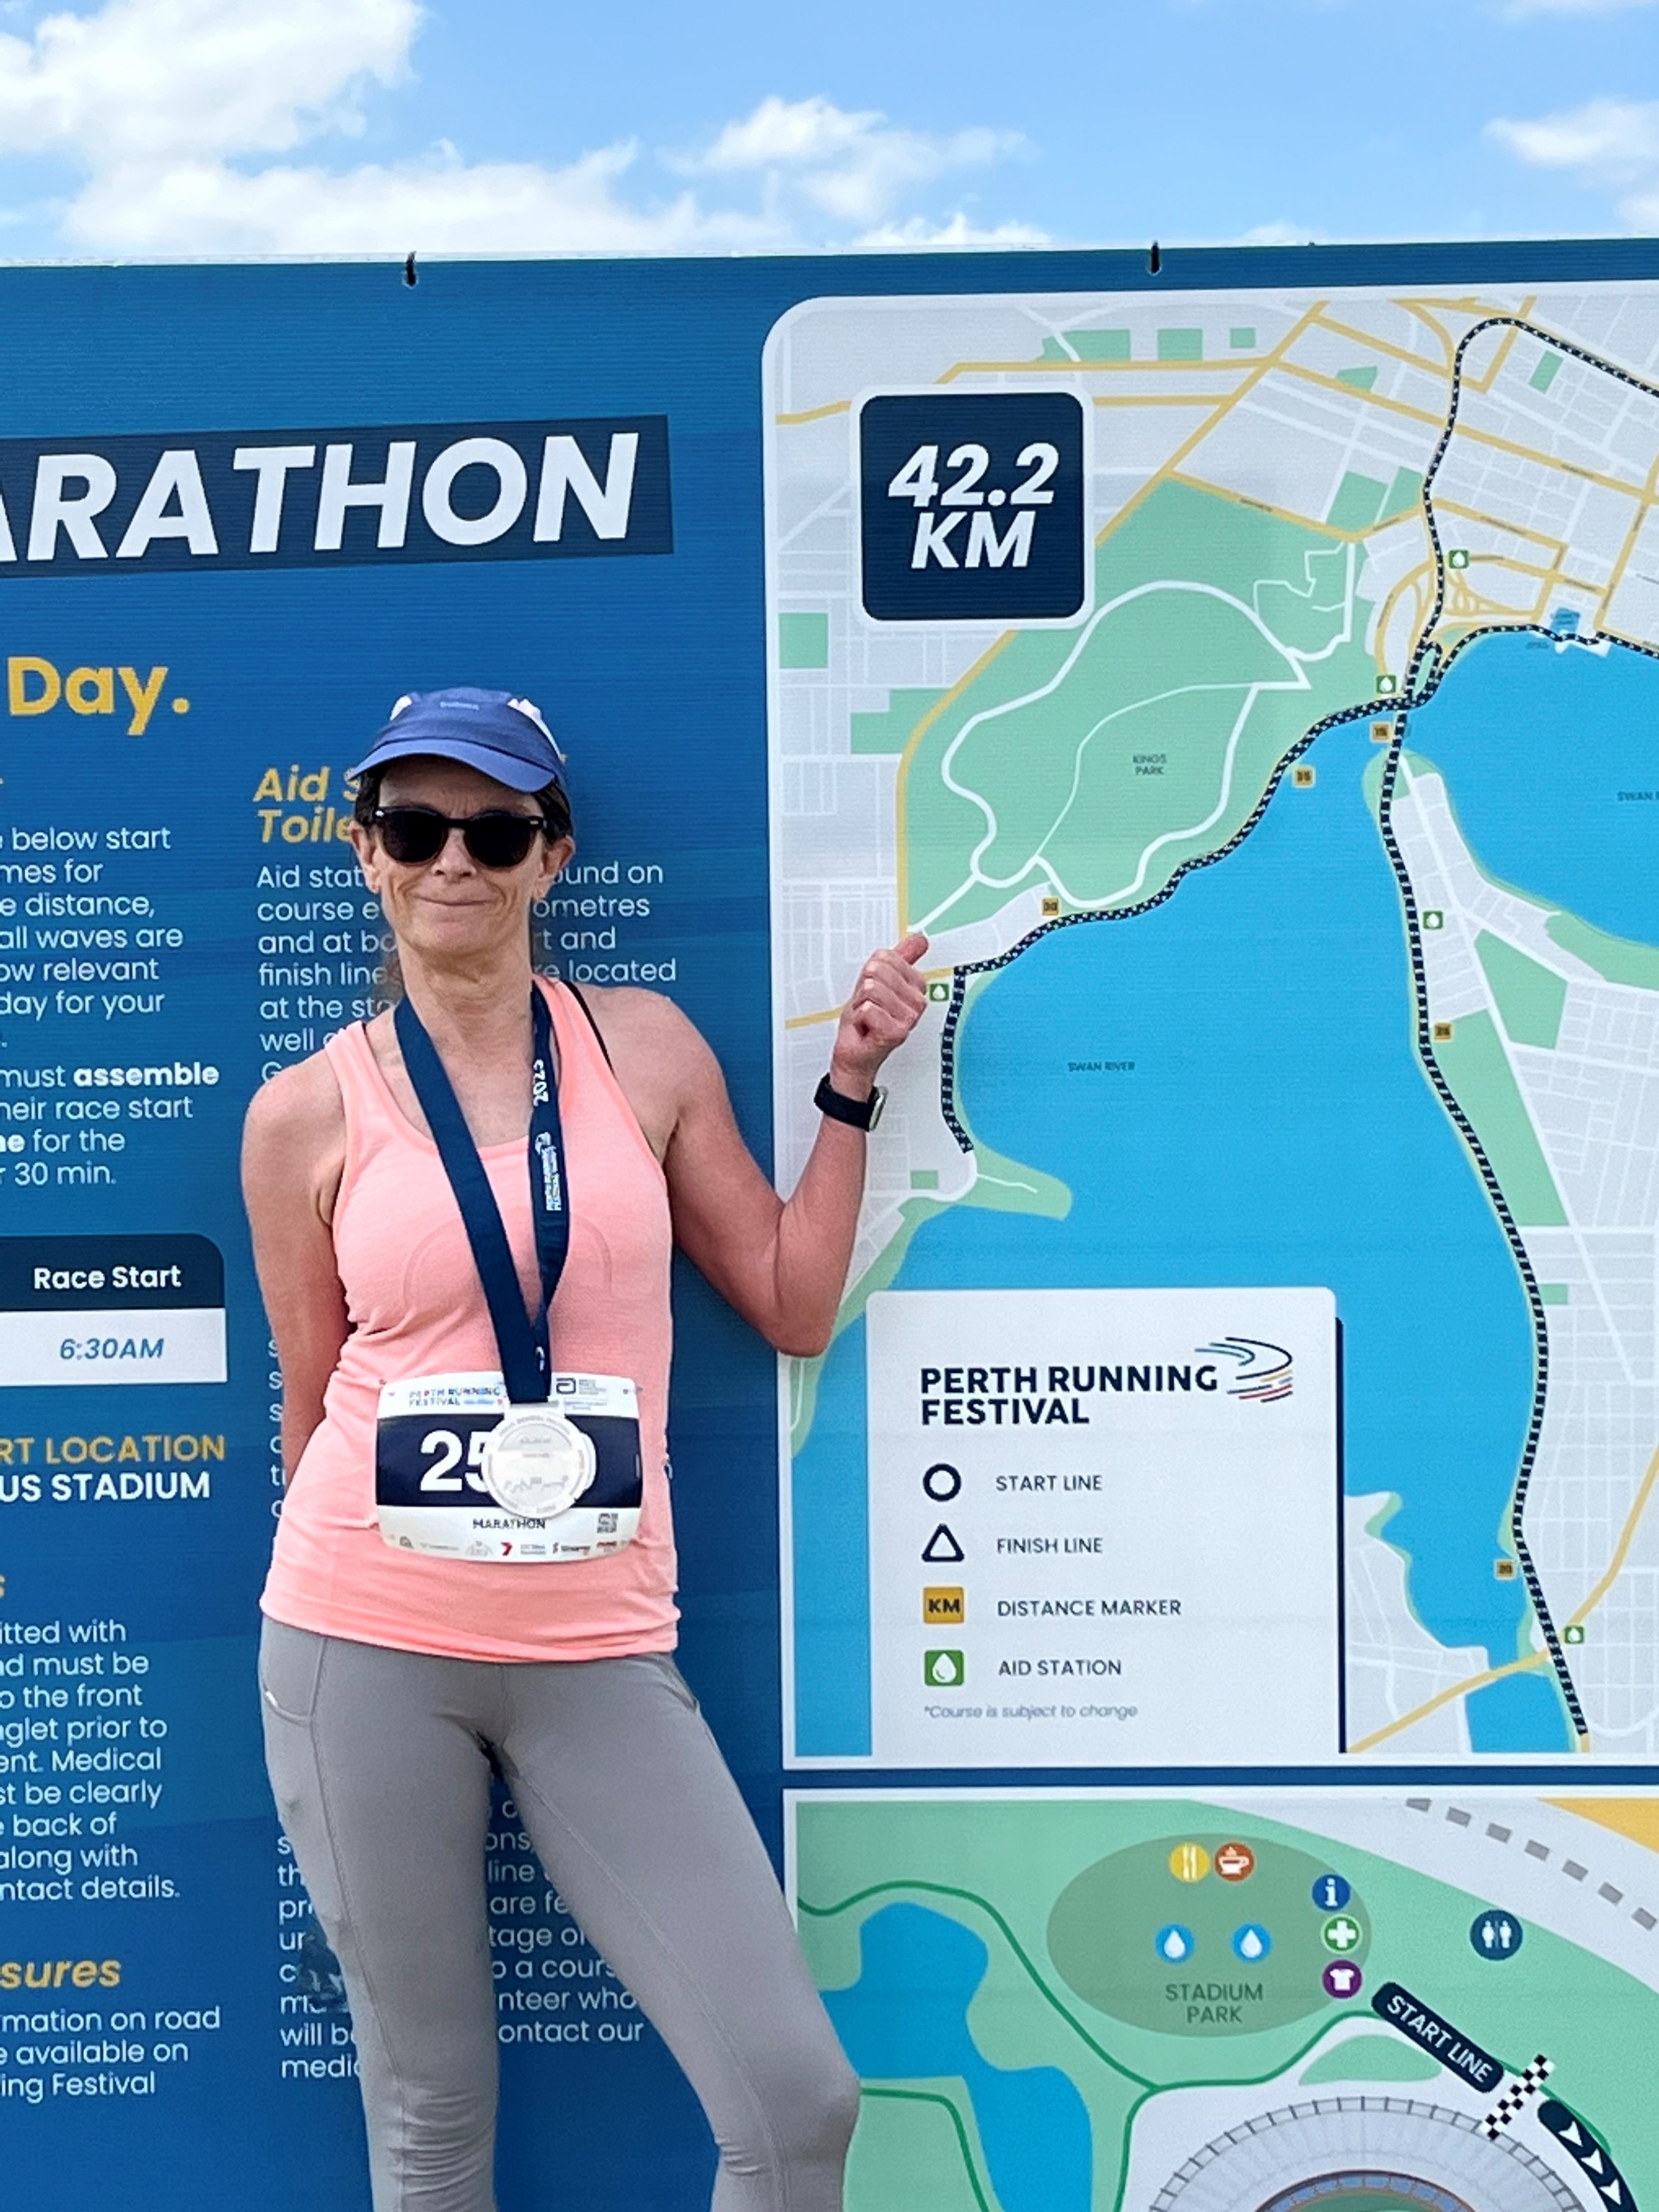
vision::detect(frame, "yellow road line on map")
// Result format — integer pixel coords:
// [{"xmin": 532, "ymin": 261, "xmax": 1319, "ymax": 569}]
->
[
  {"xmin": 1596, "ymin": 448, "xmax": 1659, "ymax": 625},
  {"xmin": 1089, "ymin": 394, "xmax": 1234, "ymax": 407},
  {"xmin": 1276, "ymin": 358, "xmax": 1449, "ymax": 428},
  {"xmin": 1352, "ymin": 1440, "xmax": 1659, "ymax": 1753},
  {"xmin": 1457, "ymin": 422, "xmax": 1644, "ymax": 499},
  {"xmin": 1309, "ymin": 311, "xmax": 1453, "ymax": 378},
  {"xmin": 938, "ymin": 357, "xmax": 1251, "ymax": 381},
  {"xmin": 1350, "ymin": 1653, "xmax": 1551, "ymax": 1753},
  {"xmin": 1088, "ymin": 302, "xmax": 1331, "ymax": 547},
  {"xmin": 1464, "ymin": 303, "xmax": 1536, "ymax": 394},
  {"xmin": 1397, "ymin": 301, "xmax": 1458, "ymax": 369},
  {"xmin": 1434, "ymin": 500, "xmax": 1566, "ymax": 558},
  {"xmin": 774, "ymin": 400, "xmax": 851, "ymax": 426},
  {"xmin": 892, "ymin": 309, "xmax": 1331, "ymax": 936},
  {"xmin": 1165, "ymin": 472, "xmax": 1365, "ymax": 539},
  {"xmin": 1571, "ymin": 1440, "xmax": 1659, "ymax": 1629},
  {"xmin": 1376, "ymin": 559, "xmax": 1437, "ymax": 672}
]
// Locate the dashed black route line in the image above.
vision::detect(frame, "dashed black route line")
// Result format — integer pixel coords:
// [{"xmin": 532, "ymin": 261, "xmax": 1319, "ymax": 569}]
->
[
  {"xmin": 933, "ymin": 306, "xmax": 1659, "ymax": 1748},
  {"xmin": 1375, "ymin": 729, "xmax": 1585, "ymax": 1743}
]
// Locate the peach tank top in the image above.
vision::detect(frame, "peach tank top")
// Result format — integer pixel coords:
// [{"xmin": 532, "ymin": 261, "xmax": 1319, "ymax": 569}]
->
[{"xmin": 260, "ymin": 978, "xmax": 678, "ymax": 1662}]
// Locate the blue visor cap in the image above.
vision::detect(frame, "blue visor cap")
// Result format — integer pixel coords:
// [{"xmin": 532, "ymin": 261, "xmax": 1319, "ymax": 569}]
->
[{"xmin": 350, "ymin": 687, "xmax": 568, "ymax": 799}]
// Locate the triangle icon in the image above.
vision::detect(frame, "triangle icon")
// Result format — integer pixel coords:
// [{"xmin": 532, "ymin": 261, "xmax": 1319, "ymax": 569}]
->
[
  {"xmin": 1601, "ymin": 2183, "xmax": 1622, "ymax": 2206},
  {"xmin": 1561, "ymin": 2124, "xmax": 1584, "ymax": 2147},
  {"xmin": 1584, "ymin": 2150, "xmax": 1605, "ymax": 2175},
  {"xmin": 922, "ymin": 1524, "xmax": 965, "ymax": 1564}
]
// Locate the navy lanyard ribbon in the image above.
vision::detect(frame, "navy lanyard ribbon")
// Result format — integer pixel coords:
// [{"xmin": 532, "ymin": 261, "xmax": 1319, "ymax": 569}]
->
[{"xmin": 394, "ymin": 988, "xmax": 570, "ymax": 1404}]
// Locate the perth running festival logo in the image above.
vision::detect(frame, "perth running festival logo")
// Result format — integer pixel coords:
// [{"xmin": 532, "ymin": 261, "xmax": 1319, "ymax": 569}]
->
[{"xmin": 1196, "ymin": 1337, "xmax": 1295, "ymax": 1403}]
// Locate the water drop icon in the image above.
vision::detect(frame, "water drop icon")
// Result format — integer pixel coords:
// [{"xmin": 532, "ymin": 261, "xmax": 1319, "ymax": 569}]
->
[
  {"xmin": 1156, "ymin": 1924, "xmax": 1194, "ymax": 1962},
  {"xmin": 1233, "ymin": 1923, "xmax": 1271, "ymax": 1961},
  {"xmin": 926, "ymin": 1650, "xmax": 962, "ymax": 1686}
]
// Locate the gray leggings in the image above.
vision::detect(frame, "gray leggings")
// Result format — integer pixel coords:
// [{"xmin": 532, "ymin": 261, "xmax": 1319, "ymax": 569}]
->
[{"xmin": 259, "ymin": 1621, "xmax": 859, "ymax": 2212}]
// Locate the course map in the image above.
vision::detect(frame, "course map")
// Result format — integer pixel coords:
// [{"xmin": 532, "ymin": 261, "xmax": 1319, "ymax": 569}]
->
[
  {"xmin": 767, "ymin": 284, "xmax": 1659, "ymax": 1764},
  {"xmin": 790, "ymin": 1788, "xmax": 1659, "ymax": 2212}
]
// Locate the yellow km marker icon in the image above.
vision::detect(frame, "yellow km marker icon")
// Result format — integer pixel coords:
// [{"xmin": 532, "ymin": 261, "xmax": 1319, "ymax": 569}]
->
[{"xmin": 922, "ymin": 1587, "xmax": 965, "ymax": 1625}]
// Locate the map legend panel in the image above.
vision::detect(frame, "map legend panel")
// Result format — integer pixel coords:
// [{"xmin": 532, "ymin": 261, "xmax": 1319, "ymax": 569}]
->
[{"xmin": 854, "ymin": 1284, "xmax": 1339, "ymax": 1768}]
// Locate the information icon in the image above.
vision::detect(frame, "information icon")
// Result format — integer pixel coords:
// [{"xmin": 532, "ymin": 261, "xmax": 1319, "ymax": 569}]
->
[
  {"xmin": 1312, "ymin": 1873, "xmax": 1351, "ymax": 1911},
  {"xmin": 1470, "ymin": 1910, "xmax": 1524, "ymax": 1960}
]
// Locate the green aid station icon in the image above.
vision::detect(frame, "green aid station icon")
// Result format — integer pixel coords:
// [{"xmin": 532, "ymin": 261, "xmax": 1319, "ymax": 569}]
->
[{"xmin": 924, "ymin": 1649, "xmax": 966, "ymax": 1687}]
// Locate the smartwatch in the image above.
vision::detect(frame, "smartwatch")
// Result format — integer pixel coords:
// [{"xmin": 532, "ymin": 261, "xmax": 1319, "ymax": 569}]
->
[{"xmin": 814, "ymin": 1073, "xmax": 887, "ymax": 1132}]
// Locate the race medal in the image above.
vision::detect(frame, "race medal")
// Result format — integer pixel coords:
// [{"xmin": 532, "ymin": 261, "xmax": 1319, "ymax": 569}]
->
[
  {"xmin": 375, "ymin": 1369, "xmax": 643, "ymax": 1562},
  {"xmin": 385, "ymin": 990, "xmax": 644, "ymax": 1561},
  {"xmin": 478, "ymin": 1403, "xmax": 596, "ymax": 1521}
]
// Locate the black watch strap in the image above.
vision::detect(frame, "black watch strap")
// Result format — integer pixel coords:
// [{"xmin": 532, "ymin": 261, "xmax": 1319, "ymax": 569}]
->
[{"xmin": 814, "ymin": 1073, "xmax": 884, "ymax": 1131}]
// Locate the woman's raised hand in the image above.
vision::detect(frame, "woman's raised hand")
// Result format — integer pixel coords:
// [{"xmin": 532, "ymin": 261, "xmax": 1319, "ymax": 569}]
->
[{"xmin": 830, "ymin": 933, "xmax": 930, "ymax": 1094}]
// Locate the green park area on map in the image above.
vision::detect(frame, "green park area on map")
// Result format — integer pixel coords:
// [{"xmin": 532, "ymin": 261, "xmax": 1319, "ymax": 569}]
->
[
  {"xmin": 794, "ymin": 1794, "xmax": 1659, "ymax": 2212},
  {"xmin": 775, "ymin": 290, "xmax": 1659, "ymax": 1766},
  {"xmin": 900, "ymin": 480, "xmax": 1372, "ymax": 937}
]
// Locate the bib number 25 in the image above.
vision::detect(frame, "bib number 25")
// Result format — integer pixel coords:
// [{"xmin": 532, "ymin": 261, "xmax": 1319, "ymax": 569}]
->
[{"xmin": 418, "ymin": 1427, "xmax": 491, "ymax": 1494}]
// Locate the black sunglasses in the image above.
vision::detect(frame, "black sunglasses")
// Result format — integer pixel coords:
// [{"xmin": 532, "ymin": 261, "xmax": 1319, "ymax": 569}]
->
[{"xmin": 372, "ymin": 806, "xmax": 551, "ymax": 870}]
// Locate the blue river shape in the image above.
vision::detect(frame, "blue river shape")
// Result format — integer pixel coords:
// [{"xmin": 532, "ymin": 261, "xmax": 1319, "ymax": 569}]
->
[
  {"xmin": 824, "ymin": 1903, "xmax": 1092, "ymax": 2212},
  {"xmin": 792, "ymin": 711, "xmax": 1570, "ymax": 1753},
  {"xmin": 1408, "ymin": 630, "xmax": 1659, "ymax": 943}
]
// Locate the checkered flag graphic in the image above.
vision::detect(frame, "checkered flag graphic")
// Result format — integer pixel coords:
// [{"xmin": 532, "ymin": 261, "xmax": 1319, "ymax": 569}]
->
[{"xmin": 1482, "ymin": 2055, "xmax": 1554, "ymax": 2139}]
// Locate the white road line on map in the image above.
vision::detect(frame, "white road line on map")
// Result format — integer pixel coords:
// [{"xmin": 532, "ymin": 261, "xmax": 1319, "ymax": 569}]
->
[
  {"xmin": 1034, "ymin": 680, "xmax": 1260, "ymax": 872},
  {"xmin": 918, "ymin": 578, "xmax": 1328, "ymax": 933},
  {"xmin": 778, "ymin": 481, "xmax": 852, "ymax": 552}
]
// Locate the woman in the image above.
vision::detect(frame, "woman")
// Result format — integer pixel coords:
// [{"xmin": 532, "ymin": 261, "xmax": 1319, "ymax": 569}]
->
[{"xmin": 244, "ymin": 685, "xmax": 927, "ymax": 2212}]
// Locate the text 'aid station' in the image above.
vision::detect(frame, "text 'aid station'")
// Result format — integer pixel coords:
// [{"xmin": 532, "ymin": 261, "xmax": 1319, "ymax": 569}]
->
[
  {"xmin": 778, "ymin": 355, "xmax": 1345, "ymax": 1768},
  {"xmin": 863, "ymin": 1287, "xmax": 1339, "ymax": 1767},
  {"xmin": 767, "ymin": 271, "xmax": 1659, "ymax": 2211}
]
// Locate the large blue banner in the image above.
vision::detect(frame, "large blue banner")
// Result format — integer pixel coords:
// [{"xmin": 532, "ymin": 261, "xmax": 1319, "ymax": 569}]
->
[{"xmin": 5, "ymin": 242, "xmax": 1659, "ymax": 2212}]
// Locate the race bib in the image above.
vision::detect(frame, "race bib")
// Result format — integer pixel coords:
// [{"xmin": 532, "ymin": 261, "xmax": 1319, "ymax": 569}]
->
[{"xmin": 375, "ymin": 1369, "xmax": 643, "ymax": 1562}]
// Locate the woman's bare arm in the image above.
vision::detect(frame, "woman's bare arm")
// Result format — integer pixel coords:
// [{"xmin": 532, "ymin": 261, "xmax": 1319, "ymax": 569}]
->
[
  {"xmin": 241, "ymin": 1056, "xmax": 350, "ymax": 1481},
  {"xmin": 597, "ymin": 937, "xmax": 928, "ymax": 1357}
]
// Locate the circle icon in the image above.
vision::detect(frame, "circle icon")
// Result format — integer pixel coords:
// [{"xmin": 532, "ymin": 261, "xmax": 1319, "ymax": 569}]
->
[
  {"xmin": 1323, "ymin": 1961, "xmax": 1363, "ymax": 2000},
  {"xmin": 1321, "ymin": 1915, "xmax": 1363, "ymax": 1955},
  {"xmin": 922, "ymin": 1463, "xmax": 962, "ymax": 1502},
  {"xmin": 1154, "ymin": 1924, "xmax": 1195, "ymax": 1963},
  {"xmin": 1470, "ymin": 1910, "xmax": 1524, "ymax": 1960},
  {"xmin": 1168, "ymin": 1843, "xmax": 1211, "ymax": 1884},
  {"xmin": 1232, "ymin": 1924, "xmax": 1271, "ymax": 1962},
  {"xmin": 1312, "ymin": 1873, "xmax": 1351, "ymax": 1911},
  {"xmin": 1215, "ymin": 1842, "xmax": 1256, "ymax": 1883}
]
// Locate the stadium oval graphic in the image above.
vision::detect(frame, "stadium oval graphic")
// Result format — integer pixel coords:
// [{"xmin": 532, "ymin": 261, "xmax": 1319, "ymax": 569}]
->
[{"xmin": 1151, "ymin": 2097, "xmax": 1590, "ymax": 2212}]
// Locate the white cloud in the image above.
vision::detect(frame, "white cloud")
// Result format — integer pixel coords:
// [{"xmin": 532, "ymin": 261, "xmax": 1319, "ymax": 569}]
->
[
  {"xmin": 1489, "ymin": 96, "xmax": 1659, "ymax": 225},
  {"xmin": 682, "ymin": 92, "xmax": 1024, "ymax": 230},
  {"xmin": 0, "ymin": 0, "xmax": 1039, "ymax": 255},
  {"xmin": 0, "ymin": 0, "xmax": 414, "ymax": 162}
]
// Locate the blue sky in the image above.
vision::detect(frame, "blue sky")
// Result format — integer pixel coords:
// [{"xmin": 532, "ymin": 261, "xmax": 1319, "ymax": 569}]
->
[{"xmin": 0, "ymin": 0, "xmax": 1652, "ymax": 258}]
